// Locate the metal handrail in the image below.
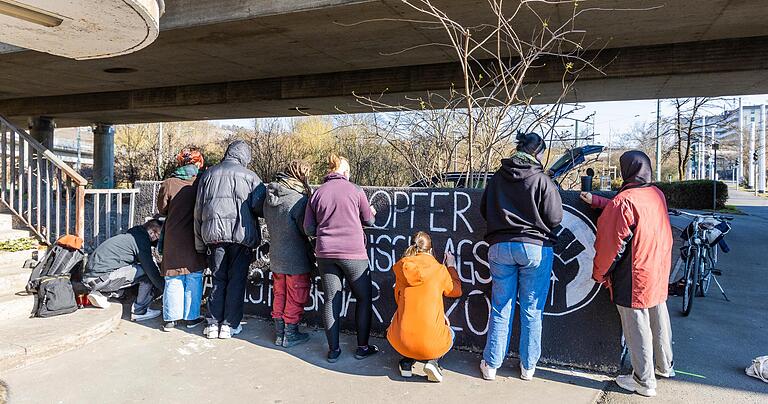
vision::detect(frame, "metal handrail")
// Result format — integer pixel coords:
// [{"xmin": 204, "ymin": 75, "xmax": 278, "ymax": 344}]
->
[{"xmin": 0, "ymin": 115, "xmax": 88, "ymax": 243}]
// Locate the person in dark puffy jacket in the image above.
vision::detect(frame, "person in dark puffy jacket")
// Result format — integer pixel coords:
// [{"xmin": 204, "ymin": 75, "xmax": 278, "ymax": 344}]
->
[
  {"xmin": 194, "ymin": 140, "xmax": 266, "ymax": 339},
  {"xmin": 478, "ymin": 132, "xmax": 562, "ymax": 382},
  {"xmin": 263, "ymin": 160, "xmax": 314, "ymax": 348}
]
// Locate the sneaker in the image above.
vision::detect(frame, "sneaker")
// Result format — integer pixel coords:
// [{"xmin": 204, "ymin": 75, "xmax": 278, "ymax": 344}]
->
[
  {"xmin": 615, "ymin": 375, "xmax": 657, "ymax": 397},
  {"xmin": 424, "ymin": 360, "xmax": 444, "ymax": 382},
  {"xmin": 327, "ymin": 348, "xmax": 342, "ymax": 363},
  {"xmin": 161, "ymin": 321, "xmax": 177, "ymax": 332},
  {"xmin": 656, "ymin": 368, "xmax": 676, "ymax": 378},
  {"xmin": 87, "ymin": 291, "xmax": 110, "ymax": 309},
  {"xmin": 520, "ymin": 364, "xmax": 536, "ymax": 381},
  {"xmin": 399, "ymin": 358, "xmax": 414, "ymax": 378},
  {"xmin": 185, "ymin": 317, "xmax": 205, "ymax": 329},
  {"xmin": 204, "ymin": 323, "xmax": 219, "ymax": 339},
  {"xmin": 218, "ymin": 324, "xmax": 242, "ymax": 339},
  {"xmin": 354, "ymin": 344, "xmax": 380, "ymax": 360},
  {"xmin": 131, "ymin": 308, "xmax": 161, "ymax": 322},
  {"xmin": 480, "ymin": 360, "xmax": 497, "ymax": 381}
]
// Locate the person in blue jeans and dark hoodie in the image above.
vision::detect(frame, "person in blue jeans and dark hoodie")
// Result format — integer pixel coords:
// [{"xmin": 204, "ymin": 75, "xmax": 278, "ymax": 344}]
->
[{"xmin": 479, "ymin": 132, "xmax": 563, "ymax": 381}]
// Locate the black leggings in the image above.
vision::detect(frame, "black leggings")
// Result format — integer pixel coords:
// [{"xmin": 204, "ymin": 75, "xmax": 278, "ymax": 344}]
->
[{"xmin": 317, "ymin": 258, "xmax": 372, "ymax": 350}]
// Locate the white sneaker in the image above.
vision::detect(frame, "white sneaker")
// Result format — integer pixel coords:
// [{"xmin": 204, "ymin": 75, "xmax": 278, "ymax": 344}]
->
[
  {"xmin": 656, "ymin": 368, "xmax": 675, "ymax": 378},
  {"xmin": 480, "ymin": 360, "xmax": 497, "ymax": 381},
  {"xmin": 520, "ymin": 364, "xmax": 536, "ymax": 381},
  {"xmin": 87, "ymin": 291, "xmax": 110, "ymax": 309},
  {"xmin": 424, "ymin": 360, "xmax": 444, "ymax": 383},
  {"xmin": 615, "ymin": 375, "xmax": 657, "ymax": 397},
  {"xmin": 218, "ymin": 324, "xmax": 243, "ymax": 339},
  {"xmin": 131, "ymin": 308, "xmax": 161, "ymax": 322},
  {"xmin": 204, "ymin": 324, "xmax": 219, "ymax": 339}
]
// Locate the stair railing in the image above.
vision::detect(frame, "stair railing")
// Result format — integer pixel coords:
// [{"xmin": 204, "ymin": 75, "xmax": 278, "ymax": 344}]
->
[{"xmin": 0, "ymin": 116, "xmax": 87, "ymax": 244}]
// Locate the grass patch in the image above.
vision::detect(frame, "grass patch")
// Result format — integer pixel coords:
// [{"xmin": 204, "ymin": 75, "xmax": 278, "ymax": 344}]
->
[
  {"xmin": 701, "ymin": 205, "xmax": 746, "ymax": 215},
  {"xmin": 0, "ymin": 237, "xmax": 38, "ymax": 252}
]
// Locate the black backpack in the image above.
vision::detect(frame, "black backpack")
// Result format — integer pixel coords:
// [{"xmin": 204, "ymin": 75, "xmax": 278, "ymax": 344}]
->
[{"xmin": 26, "ymin": 236, "xmax": 85, "ymax": 318}]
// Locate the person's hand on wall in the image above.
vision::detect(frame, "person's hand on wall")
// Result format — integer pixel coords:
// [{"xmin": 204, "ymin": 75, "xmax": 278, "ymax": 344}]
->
[
  {"xmin": 444, "ymin": 251, "xmax": 456, "ymax": 268},
  {"xmin": 580, "ymin": 192, "xmax": 593, "ymax": 205}
]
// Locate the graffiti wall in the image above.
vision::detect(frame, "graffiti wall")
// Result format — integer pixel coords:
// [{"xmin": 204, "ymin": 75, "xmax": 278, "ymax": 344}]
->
[{"xmin": 135, "ymin": 182, "xmax": 622, "ymax": 371}]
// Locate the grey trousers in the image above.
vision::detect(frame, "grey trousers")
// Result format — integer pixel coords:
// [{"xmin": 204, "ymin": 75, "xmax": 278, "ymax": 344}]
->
[
  {"xmin": 84, "ymin": 264, "xmax": 154, "ymax": 315},
  {"xmin": 616, "ymin": 301, "xmax": 674, "ymax": 389}
]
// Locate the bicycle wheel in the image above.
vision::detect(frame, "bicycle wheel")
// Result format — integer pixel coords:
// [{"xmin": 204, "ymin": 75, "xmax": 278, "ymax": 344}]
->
[
  {"xmin": 681, "ymin": 253, "xmax": 698, "ymax": 316},
  {"xmin": 699, "ymin": 253, "xmax": 712, "ymax": 297}
]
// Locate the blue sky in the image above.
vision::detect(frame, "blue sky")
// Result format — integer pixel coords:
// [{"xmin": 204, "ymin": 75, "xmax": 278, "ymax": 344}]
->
[{"xmin": 214, "ymin": 94, "xmax": 768, "ymax": 146}]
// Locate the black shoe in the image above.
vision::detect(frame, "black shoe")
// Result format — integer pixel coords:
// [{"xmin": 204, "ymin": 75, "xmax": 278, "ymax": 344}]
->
[
  {"xmin": 185, "ymin": 317, "xmax": 205, "ymax": 329},
  {"xmin": 282, "ymin": 323, "xmax": 309, "ymax": 348},
  {"xmin": 161, "ymin": 321, "xmax": 176, "ymax": 332},
  {"xmin": 354, "ymin": 344, "xmax": 380, "ymax": 360},
  {"xmin": 399, "ymin": 358, "xmax": 415, "ymax": 378},
  {"xmin": 327, "ymin": 348, "xmax": 342, "ymax": 363},
  {"xmin": 274, "ymin": 318, "xmax": 285, "ymax": 346}
]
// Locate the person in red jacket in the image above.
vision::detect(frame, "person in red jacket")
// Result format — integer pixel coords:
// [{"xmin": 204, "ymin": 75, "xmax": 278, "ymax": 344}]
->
[{"xmin": 581, "ymin": 151, "xmax": 674, "ymax": 398}]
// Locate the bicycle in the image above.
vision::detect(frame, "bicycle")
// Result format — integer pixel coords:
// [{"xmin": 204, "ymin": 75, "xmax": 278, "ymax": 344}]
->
[{"xmin": 669, "ymin": 209, "xmax": 733, "ymax": 316}]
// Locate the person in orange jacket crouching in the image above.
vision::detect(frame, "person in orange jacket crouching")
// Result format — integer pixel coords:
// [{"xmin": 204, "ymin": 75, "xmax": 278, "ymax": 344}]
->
[{"xmin": 386, "ymin": 231, "xmax": 463, "ymax": 382}]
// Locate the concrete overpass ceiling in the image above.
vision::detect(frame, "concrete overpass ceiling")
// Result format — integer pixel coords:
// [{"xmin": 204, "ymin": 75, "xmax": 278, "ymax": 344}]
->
[
  {"xmin": 0, "ymin": 0, "xmax": 164, "ymax": 60},
  {"xmin": 1, "ymin": 1, "xmax": 768, "ymax": 125}
]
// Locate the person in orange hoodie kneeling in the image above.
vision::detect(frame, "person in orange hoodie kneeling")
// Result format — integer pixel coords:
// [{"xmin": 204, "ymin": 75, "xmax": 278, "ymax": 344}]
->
[{"xmin": 387, "ymin": 231, "xmax": 462, "ymax": 382}]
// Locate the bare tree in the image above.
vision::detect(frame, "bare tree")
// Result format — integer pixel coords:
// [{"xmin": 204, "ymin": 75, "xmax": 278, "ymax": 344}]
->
[{"xmin": 345, "ymin": 0, "xmax": 654, "ymax": 187}]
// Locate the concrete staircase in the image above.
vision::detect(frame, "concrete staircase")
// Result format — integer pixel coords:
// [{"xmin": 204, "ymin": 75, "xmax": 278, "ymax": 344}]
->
[
  {"xmin": 0, "ymin": 245, "xmax": 122, "ymax": 372},
  {"xmin": 0, "ymin": 205, "xmax": 33, "ymax": 242}
]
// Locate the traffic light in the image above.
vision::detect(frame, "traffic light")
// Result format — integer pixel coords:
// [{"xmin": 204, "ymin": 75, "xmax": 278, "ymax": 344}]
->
[{"xmin": 754, "ymin": 152, "xmax": 759, "ymax": 163}]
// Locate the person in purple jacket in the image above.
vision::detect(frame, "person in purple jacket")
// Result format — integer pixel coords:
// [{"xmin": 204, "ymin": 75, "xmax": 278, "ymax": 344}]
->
[{"xmin": 304, "ymin": 154, "xmax": 379, "ymax": 363}]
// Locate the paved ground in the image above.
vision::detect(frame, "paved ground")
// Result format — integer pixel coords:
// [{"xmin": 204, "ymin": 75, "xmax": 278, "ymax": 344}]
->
[
  {"xmin": 3, "ymin": 311, "xmax": 608, "ymax": 404},
  {"xmin": 600, "ymin": 187, "xmax": 768, "ymax": 404}
]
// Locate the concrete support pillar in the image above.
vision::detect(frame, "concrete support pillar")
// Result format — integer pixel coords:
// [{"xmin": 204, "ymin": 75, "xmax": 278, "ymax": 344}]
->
[
  {"xmin": 92, "ymin": 123, "xmax": 115, "ymax": 189},
  {"xmin": 28, "ymin": 116, "xmax": 55, "ymax": 149},
  {"xmin": 760, "ymin": 105, "xmax": 767, "ymax": 193}
]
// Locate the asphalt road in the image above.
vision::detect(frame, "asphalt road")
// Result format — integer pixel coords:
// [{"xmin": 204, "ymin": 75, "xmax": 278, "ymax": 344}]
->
[{"xmin": 600, "ymin": 188, "xmax": 768, "ymax": 403}]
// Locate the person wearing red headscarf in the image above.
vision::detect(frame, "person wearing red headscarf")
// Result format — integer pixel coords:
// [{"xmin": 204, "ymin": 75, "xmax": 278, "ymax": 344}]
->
[{"xmin": 157, "ymin": 147, "xmax": 208, "ymax": 331}]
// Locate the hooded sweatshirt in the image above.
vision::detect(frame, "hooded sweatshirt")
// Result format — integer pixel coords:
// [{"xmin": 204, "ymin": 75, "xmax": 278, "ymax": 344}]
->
[
  {"xmin": 480, "ymin": 153, "xmax": 563, "ymax": 246},
  {"xmin": 263, "ymin": 177, "xmax": 314, "ymax": 275},
  {"xmin": 303, "ymin": 172, "xmax": 375, "ymax": 260},
  {"xmin": 194, "ymin": 140, "xmax": 266, "ymax": 251},
  {"xmin": 386, "ymin": 253, "xmax": 462, "ymax": 360}
]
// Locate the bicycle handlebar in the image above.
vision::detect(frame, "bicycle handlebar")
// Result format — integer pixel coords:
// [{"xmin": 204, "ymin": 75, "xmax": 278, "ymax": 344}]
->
[{"xmin": 668, "ymin": 209, "xmax": 733, "ymax": 221}]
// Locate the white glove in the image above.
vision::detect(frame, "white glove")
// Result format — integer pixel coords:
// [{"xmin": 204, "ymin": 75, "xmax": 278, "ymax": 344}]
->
[
  {"xmin": 444, "ymin": 251, "xmax": 456, "ymax": 268},
  {"xmin": 370, "ymin": 205, "xmax": 377, "ymax": 216}
]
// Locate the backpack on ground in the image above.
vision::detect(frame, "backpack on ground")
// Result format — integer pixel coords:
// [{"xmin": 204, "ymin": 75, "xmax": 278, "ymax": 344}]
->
[
  {"xmin": 26, "ymin": 235, "xmax": 85, "ymax": 318},
  {"xmin": 746, "ymin": 356, "xmax": 768, "ymax": 384}
]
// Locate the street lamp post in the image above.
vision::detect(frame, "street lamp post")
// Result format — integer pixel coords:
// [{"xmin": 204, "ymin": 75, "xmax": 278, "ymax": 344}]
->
[
  {"xmin": 712, "ymin": 142, "xmax": 719, "ymax": 211},
  {"xmin": 655, "ymin": 99, "xmax": 661, "ymax": 181}
]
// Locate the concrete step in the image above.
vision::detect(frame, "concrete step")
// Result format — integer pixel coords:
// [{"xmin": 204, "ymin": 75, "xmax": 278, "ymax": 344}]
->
[
  {"xmin": 0, "ymin": 292, "xmax": 35, "ymax": 321},
  {"xmin": 0, "ymin": 250, "xmax": 36, "ymax": 295},
  {"xmin": 0, "ymin": 229, "xmax": 32, "ymax": 242},
  {"xmin": 0, "ymin": 212, "xmax": 13, "ymax": 228},
  {"xmin": 0, "ymin": 304, "xmax": 123, "ymax": 372}
]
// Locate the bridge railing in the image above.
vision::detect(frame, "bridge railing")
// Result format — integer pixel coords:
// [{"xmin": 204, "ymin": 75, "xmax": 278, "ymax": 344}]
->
[{"xmin": 0, "ymin": 116, "xmax": 87, "ymax": 244}]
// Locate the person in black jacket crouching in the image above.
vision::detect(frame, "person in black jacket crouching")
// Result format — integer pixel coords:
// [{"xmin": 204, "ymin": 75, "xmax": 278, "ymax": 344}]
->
[{"xmin": 82, "ymin": 219, "xmax": 164, "ymax": 322}]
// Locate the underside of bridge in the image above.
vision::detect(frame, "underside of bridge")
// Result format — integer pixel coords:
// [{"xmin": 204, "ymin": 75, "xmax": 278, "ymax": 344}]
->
[{"xmin": 1, "ymin": 0, "xmax": 768, "ymax": 127}]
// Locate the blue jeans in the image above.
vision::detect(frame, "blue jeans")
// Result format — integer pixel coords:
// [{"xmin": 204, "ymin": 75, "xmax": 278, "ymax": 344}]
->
[
  {"xmin": 482, "ymin": 242, "xmax": 553, "ymax": 370},
  {"xmin": 163, "ymin": 272, "xmax": 204, "ymax": 322}
]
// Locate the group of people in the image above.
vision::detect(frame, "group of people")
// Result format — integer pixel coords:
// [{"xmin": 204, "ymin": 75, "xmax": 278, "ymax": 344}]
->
[{"xmin": 81, "ymin": 133, "xmax": 674, "ymax": 398}]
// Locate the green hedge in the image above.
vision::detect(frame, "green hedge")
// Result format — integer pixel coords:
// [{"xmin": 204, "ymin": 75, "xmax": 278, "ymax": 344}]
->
[{"xmin": 655, "ymin": 180, "xmax": 728, "ymax": 210}]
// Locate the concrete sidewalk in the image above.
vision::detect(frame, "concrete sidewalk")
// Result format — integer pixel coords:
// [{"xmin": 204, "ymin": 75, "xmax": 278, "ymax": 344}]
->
[
  {"xmin": 2, "ymin": 312, "xmax": 608, "ymax": 404},
  {"xmin": 600, "ymin": 187, "xmax": 768, "ymax": 404}
]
